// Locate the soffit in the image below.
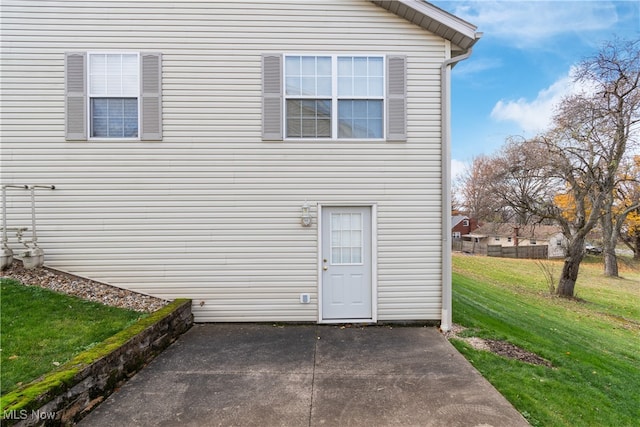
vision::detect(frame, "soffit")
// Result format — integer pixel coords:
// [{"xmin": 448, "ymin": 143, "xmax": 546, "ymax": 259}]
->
[{"xmin": 368, "ymin": 0, "xmax": 481, "ymax": 54}]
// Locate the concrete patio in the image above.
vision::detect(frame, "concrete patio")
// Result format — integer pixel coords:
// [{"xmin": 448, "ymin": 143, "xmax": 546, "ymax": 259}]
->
[{"xmin": 80, "ymin": 324, "xmax": 529, "ymax": 427}]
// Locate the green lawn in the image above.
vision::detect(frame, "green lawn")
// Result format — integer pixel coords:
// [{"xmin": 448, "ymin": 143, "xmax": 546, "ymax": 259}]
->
[
  {"xmin": 0, "ymin": 279, "xmax": 144, "ymax": 394},
  {"xmin": 451, "ymin": 254, "xmax": 640, "ymax": 427}
]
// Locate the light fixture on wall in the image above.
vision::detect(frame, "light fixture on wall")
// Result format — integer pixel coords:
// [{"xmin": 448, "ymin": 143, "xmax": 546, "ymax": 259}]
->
[{"xmin": 301, "ymin": 201, "xmax": 312, "ymax": 227}]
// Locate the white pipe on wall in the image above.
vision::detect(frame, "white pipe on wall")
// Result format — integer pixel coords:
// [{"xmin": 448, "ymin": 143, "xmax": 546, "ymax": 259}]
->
[{"xmin": 440, "ymin": 45, "xmax": 476, "ymax": 332}]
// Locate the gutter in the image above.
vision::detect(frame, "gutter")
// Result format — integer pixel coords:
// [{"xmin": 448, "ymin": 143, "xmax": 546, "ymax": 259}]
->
[{"xmin": 440, "ymin": 43, "xmax": 478, "ymax": 332}]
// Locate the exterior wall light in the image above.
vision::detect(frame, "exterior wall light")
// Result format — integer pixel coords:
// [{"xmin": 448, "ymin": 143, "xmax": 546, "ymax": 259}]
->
[{"xmin": 301, "ymin": 201, "xmax": 312, "ymax": 227}]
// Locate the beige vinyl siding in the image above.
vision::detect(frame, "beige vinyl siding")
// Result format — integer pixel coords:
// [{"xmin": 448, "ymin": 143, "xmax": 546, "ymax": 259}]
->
[{"xmin": 1, "ymin": 0, "xmax": 447, "ymax": 322}]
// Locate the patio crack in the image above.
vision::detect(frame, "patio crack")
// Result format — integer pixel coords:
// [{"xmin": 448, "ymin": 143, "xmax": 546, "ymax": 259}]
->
[{"xmin": 308, "ymin": 325, "xmax": 319, "ymax": 427}]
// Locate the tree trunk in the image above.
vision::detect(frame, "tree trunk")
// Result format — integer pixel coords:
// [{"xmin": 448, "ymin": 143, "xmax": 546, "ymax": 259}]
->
[
  {"xmin": 557, "ymin": 238, "xmax": 585, "ymax": 297},
  {"xmin": 601, "ymin": 210, "xmax": 619, "ymax": 277},
  {"xmin": 634, "ymin": 235, "xmax": 640, "ymax": 260},
  {"xmin": 604, "ymin": 249, "xmax": 619, "ymax": 276}
]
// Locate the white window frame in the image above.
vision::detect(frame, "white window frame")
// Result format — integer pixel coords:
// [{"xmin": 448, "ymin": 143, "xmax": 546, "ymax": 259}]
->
[
  {"xmin": 87, "ymin": 52, "xmax": 141, "ymax": 140},
  {"xmin": 283, "ymin": 54, "xmax": 386, "ymax": 141}
]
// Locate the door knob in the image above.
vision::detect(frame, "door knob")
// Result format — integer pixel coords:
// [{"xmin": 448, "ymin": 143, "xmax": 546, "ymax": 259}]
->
[{"xmin": 323, "ymin": 266, "xmax": 328, "ymax": 271}]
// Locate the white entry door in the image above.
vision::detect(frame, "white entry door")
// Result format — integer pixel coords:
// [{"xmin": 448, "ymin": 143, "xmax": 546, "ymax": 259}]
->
[{"xmin": 321, "ymin": 206, "xmax": 372, "ymax": 320}]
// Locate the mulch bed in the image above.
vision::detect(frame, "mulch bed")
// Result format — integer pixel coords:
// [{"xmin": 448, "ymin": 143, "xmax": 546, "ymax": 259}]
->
[
  {"xmin": 444, "ymin": 324, "xmax": 553, "ymax": 367},
  {"xmin": 484, "ymin": 339, "xmax": 553, "ymax": 367}
]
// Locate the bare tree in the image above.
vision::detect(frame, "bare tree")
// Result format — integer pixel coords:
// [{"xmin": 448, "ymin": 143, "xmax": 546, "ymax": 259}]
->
[
  {"xmin": 578, "ymin": 39, "xmax": 640, "ymax": 276},
  {"xmin": 490, "ymin": 137, "xmax": 552, "ymax": 226},
  {"xmin": 602, "ymin": 157, "xmax": 640, "ymax": 275},
  {"xmin": 456, "ymin": 155, "xmax": 504, "ymax": 221},
  {"xmin": 498, "ymin": 38, "xmax": 639, "ymax": 297},
  {"xmin": 527, "ymin": 114, "xmax": 609, "ymax": 297},
  {"xmin": 450, "ymin": 183, "xmax": 463, "ymax": 213}
]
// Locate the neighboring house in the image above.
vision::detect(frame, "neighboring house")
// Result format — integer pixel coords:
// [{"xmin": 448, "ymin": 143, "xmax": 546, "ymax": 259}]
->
[
  {"xmin": 0, "ymin": 0, "xmax": 480, "ymax": 327},
  {"xmin": 466, "ymin": 223, "xmax": 568, "ymax": 258},
  {"xmin": 452, "ymin": 215, "xmax": 480, "ymax": 239}
]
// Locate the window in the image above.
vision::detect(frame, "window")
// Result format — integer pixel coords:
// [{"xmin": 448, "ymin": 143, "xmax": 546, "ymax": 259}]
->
[
  {"xmin": 89, "ymin": 53, "xmax": 139, "ymax": 138},
  {"xmin": 262, "ymin": 54, "xmax": 406, "ymax": 142},
  {"xmin": 284, "ymin": 55, "xmax": 383, "ymax": 139},
  {"xmin": 285, "ymin": 56, "xmax": 332, "ymax": 138},
  {"xmin": 65, "ymin": 52, "xmax": 162, "ymax": 141},
  {"xmin": 337, "ymin": 57, "xmax": 384, "ymax": 138},
  {"xmin": 330, "ymin": 213, "xmax": 363, "ymax": 264},
  {"xmin": 462, "ymin": 219, "xmax": 469, "ymax": 227},
  {"xmin": 452, "ymin": 232, "xmax": 461, "ymax": 239}
]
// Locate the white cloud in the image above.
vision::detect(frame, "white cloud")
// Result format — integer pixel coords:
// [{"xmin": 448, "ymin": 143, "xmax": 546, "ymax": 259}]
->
[
  {"xmin": 490, "ymin": 75, "xmax": 570, "ymax": 133},
  {"xmin": 452, "ymin": 57, "xmax": 502, "ymax": 78},
  {"xmin": 490, "ymin": 67, "xmax": 597, "ymax": 133},
  {"xmin": 444, "ymin": 1, "xmax": 620, "ymax": 48}
]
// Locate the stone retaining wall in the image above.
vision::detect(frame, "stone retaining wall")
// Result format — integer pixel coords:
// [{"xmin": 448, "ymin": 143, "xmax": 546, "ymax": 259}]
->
[{"xmin": 1, "ymin": 299, "xmax": 192, "ymax": 427}]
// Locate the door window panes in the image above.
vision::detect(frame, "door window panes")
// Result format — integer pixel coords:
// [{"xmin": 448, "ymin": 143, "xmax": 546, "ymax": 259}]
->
[{"xmin": 330, "ymin": 213, "xmax": 363, "ymax": 264}]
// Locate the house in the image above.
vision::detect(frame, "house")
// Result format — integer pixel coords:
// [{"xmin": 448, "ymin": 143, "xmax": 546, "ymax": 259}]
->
[
  {"xmin": 452, "ymin": 215, "xmax": 480, "ymax": 239},
  {"xmin": 0, "ymin": 0, "xmax": 480, "ymax": 328},
  {"xmin": 466, "ymin": 223, "xmax": 568, "ymax": 259}
]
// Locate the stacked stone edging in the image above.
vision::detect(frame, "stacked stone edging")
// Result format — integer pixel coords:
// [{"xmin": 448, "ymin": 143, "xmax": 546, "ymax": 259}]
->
[{"xmin": 1, "ymin": 299, "xmax": 192, "ymax": 427}]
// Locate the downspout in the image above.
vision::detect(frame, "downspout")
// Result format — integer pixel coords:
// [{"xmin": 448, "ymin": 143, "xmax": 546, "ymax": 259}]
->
[{"xmin": 440, "ymin": 46, "xmax": 475, "ymax": 332}]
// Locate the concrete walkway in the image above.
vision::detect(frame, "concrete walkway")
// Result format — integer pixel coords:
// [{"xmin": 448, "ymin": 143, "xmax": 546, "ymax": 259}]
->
[{"xmin": 80, "ymin": 324, "xmax": 529, "ymax": 427}]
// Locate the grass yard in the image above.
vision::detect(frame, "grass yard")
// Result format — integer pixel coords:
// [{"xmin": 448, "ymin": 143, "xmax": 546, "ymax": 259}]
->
[
  {"xmin": 0, "ymin": 279, "xmax": 144, "ymax": 394},
  {"xmin": 451, "ymin": 253, "xmax": 640, "ymax": 427}
]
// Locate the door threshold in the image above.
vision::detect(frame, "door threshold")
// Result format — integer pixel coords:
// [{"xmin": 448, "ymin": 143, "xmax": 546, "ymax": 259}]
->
[{"xmin": 319, "ymin": 318, "xmax": 375, "ymax": 324}]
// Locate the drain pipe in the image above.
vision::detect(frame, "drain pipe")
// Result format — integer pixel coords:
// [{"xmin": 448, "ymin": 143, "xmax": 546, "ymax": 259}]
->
[
  {"xmin": 22, "ymin": 185, "xmax": 55, "ymax": 269},
  {"xmin": 440, "ymin": 46, "xmax": 475, "ymax": 332},
  {"xmin": 1, "ymin": 184, "xmax": 28, "ymax": 270}
]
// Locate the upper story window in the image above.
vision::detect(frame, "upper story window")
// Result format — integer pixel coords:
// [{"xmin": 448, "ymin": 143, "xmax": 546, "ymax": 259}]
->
[
  {"xmin": 88, "ymin": 53, "xmax": 139, "ymax": 138},
  {"xmin": 262, "ymin": 54, "xmax": 406, "ymax": 142},
  {"xmin": 285, "ymin": 56, "xmax": 332, "ymax": 138},
  {"xmin": 65, "ymin": 52, "xmax": 162, "ymax": 141},
  {"xmin": 462, "ymin": 219, "xmax": 469, "ymax": 227},
  {"xmin": 284, "ymin": 55, "xmax": 384, "ymax": 140}
]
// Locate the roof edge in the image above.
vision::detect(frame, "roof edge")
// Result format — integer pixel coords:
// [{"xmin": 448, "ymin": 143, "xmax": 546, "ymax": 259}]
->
[{"xmin": 368, "ymin": 0, "xmax": 481, "ymax": 51}]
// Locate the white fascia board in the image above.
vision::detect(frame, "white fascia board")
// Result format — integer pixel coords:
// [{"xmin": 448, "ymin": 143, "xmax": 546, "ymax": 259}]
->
[
  {"xmin": 405, "ymin": 0, "xmax": 478, "ymax": 39},
  {"xmin": 368, "ymin": 0, "xmax": 480, "ymax": 50}
]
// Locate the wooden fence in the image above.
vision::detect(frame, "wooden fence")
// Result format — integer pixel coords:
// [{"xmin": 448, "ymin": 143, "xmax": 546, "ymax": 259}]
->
[
  {"xmin": 453, "ymin": 240, "xmax": 487, "ymax": 255},
  {"xmin": 487, "ymin": 244, "xmax": 548, "ymax": 259},
  {"xmin": 453, "ymin": 239, "xmax": 548, "ymax": 259}
]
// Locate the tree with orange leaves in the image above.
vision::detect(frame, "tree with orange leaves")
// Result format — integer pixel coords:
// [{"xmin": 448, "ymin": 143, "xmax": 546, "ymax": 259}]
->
[{"xmin": 616, "ymin": 156, "xmax": 640, "ymax": 260}]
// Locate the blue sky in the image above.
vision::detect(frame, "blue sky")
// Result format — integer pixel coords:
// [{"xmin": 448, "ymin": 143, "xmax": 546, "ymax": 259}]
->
[{"xmin": 430, "ymin": 0, "xmax": 640, "ymax": 178}]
